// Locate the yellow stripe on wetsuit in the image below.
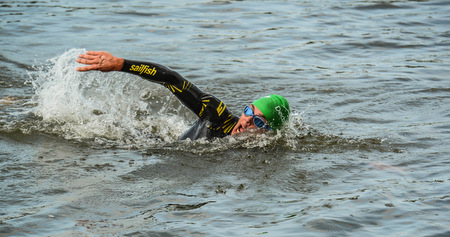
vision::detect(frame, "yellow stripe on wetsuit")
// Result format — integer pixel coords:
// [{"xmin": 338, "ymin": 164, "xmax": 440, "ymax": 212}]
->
[
  {"xmin": 164, "ymin": 84, "xmax": 182, "ymax": 93},
  {"xmin": 199, "ymin": 99, "xmax": 210, "ymax": 117},
  {"xmin": 165, "ymin": 81, "xmax": 191, "ymax": 93},
  {"xmin": 216, "ymin": 101, "xmax": 226, "ymax": 116},
  {"xmin": 222, "ymin": 114, "xmax": 236, "ymax": 133},
  {"xmin": 182, "ymin": 81, "xmax": 191, "ymax": 91}
]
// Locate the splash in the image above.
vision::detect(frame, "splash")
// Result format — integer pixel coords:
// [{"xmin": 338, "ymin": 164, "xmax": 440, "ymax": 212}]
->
[
  {"xmin": 17, "ymin": 49, "xmax": 391, "ymax": 153},
  {"xmin": 30, "ymin": 49, "xmax": 189, "ymax": 148}
]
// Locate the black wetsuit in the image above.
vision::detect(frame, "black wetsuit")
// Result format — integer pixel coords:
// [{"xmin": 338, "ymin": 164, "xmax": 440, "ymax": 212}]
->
[{"xmin": 121, "ymin": 59, "xmax": 238, "ymax": 140}]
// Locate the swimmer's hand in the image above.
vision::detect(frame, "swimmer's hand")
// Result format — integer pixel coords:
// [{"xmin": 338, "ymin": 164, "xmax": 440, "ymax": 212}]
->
[{"xmin": 76, "ymin": 51, "xmax": 124, "ymax": 72}]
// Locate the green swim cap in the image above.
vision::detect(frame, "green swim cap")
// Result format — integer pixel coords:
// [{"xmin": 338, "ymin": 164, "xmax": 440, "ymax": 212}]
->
[{"xmin": 252, "ymin": 94, "xmax": 290, "ymax": 130}]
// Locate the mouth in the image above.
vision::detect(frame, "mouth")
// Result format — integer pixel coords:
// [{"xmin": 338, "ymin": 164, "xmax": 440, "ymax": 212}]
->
[{"xmin": 233, "ymin": 124, "xmax": 245, "ymax": 135}]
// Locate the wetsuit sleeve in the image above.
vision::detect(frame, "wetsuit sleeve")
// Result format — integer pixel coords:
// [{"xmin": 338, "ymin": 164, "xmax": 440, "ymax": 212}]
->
[
  {"xmin": 121, "ymin": 59, "xmax": 202, "ymax": 114},
  {"xmin": 120, "ymin": 59, "xmax": 237, "ymax": 135}
]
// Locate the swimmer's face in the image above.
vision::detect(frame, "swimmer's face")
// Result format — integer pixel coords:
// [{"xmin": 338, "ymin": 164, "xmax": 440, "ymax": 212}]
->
[{"xmin": 231, "ymin": 105, "xmax": 270, "ymax": 135}]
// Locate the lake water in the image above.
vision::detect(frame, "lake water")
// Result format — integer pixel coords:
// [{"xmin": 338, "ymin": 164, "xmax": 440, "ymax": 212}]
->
[{"xmin": 1, "ymin": 0, "xmax": 449, "ymax": 236}]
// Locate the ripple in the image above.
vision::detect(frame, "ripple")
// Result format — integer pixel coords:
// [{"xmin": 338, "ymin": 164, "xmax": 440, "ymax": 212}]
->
[
  {"xmin": 115, "ymin": 11, "xmax": 166, "ymax": 17},
  {"xmin": 307, "ymin": 218, "xmax": 363, "ymax": 232},
  {"xmin": 354, "ymin": 3, "xmax": 411, "ymax": 10},
  {"xmin": 340, "ymin": 116, "xmax": 397, "ymax": 124}
]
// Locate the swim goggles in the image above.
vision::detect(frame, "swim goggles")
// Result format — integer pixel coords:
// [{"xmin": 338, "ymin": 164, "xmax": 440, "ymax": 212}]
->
[{"xmin": 244, "ymin": 105, "xmax": 271, "ymax": 130}]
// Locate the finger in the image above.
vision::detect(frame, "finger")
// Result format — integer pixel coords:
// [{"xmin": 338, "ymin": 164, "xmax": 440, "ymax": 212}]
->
[
  {"xmin": 76, "ymin": 57, "xmax": 102, "ymax": 65},
  {"xmin": 78, "ymin": 54, "xmax": 98, "ymax": 60},
  {"xmin": 76, "ymin": 58, "xmax": 92, "ymax": 65},
  {"xmin": 85, "ymin": 51, "xmax": 102, "ymax": 56},
  {"xmin": 76, "ymin": 64, "xmax": 99, "ymax": 72}
]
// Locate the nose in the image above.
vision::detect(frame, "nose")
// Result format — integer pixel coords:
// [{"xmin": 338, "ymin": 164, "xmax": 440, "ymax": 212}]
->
[{"xmin": 244, "ymin": 116, "xmax": 253, "ymax": 126}]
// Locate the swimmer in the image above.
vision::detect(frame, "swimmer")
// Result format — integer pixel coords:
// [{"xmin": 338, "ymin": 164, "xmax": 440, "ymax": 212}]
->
[{"xmin": 76, "ymin": 51, "xmax": 290, "ymax": 140}]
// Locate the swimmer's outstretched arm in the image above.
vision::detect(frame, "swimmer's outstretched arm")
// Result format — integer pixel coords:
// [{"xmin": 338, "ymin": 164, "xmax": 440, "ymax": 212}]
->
[
  {"xmin": 76, "ymin": 50, "xmax": 187, "ymax": 87},
  {"xmin": 76, "ymin": 51, "xmax": 124, "ymax": 72},
  {"xmin": 76, "ymin": 51, "xmax": 235, "ymax": 131}
]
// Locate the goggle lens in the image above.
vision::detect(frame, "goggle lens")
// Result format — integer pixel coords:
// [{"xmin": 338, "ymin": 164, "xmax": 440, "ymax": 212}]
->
[{"xmin": 244, "ymin": 106, "xmax": 270, "ymax": 130}]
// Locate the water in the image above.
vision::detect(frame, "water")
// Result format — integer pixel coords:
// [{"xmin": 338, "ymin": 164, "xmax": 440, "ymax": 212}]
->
[{"xmin": 1, "ymin": 0, "xmax": 449, "ymax": 236}]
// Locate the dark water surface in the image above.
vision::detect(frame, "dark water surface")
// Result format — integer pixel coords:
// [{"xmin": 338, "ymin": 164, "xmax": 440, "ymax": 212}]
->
[{"xmin": 1, "ymin": 0, "xmax": 449, "ymax": 236}]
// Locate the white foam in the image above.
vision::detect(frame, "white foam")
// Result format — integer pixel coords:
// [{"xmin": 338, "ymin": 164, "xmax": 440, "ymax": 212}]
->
[{"xmin": 30, "ymin": 49, "xmax": 189, "ymax": 147}]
